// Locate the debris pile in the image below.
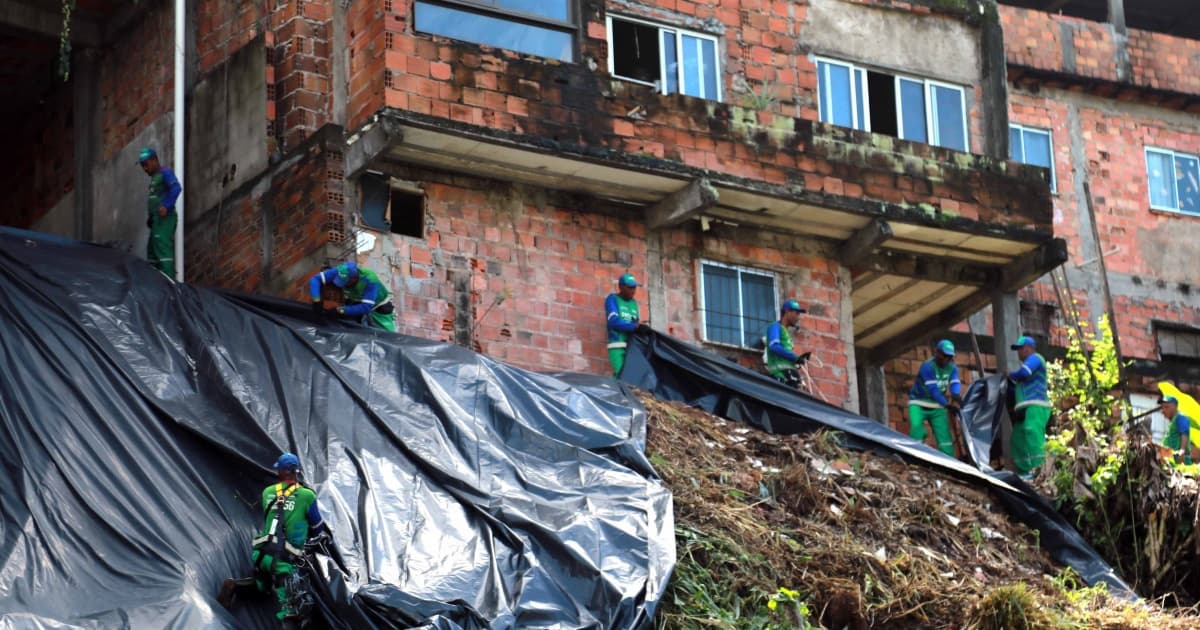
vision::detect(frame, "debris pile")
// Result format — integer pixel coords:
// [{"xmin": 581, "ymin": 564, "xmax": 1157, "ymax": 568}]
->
[{"xmin": 641, "ymin": 392, "xmax": 1200, "ymax": 629}]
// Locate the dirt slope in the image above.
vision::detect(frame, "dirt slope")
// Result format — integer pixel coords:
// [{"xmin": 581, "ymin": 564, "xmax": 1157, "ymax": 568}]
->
[{"xmin": 641, "ymin": 392, "xmax": 1199, "ymax": 629}]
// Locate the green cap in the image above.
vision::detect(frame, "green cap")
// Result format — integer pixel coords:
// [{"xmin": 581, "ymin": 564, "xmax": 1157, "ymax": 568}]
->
[
  {"xmin": 619, "ymin": 273, "xmax": 638, "ymax": 288},
  {"xmin": 136, "ymin": 147, "xmax": 157, "ymax": 164},
  {"xmin": 1160, "ymin": 395, "xmax": 1179, "ymax": 405},
  {"xmin": 1010, "ymin": 335, "xmax": 1036, "ymax": 350},
  {"xmin": 936, "ymin": 339, "xmax": 956, "ymax": 356},
  {"xmin": 781, "ymin": 299, "xmax": 805, "ymax": 313}
]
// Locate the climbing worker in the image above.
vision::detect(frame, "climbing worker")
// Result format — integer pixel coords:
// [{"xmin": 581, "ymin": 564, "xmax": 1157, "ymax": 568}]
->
[
  {"xmin": 1008, "ymin": 336, "xmax": 1052, "ymax": 478},
  {"xmin": 138, "ymin": 148, "xmax": 182, "ymax": 278},
  {"xmin": 605, "ymin": 273, "xmax": 650, "ymax": 377},
  {"xmin": 763, "ymin": 299, "xmax": 811, "ymax": 388},
  {"xmin": 307, "ymin": 261, "xmax": 395, "ymax": 331},
  {"xmin": 907, "ymin": 339, "xmax": 962, "ymax": 457},
  {"xmin": 1160, "ymin": 395, "xmax": 1193, "ymax": 465},
  {"xmin": 218, "ymin": 453, "xmax": 330, "ymax": 627}
]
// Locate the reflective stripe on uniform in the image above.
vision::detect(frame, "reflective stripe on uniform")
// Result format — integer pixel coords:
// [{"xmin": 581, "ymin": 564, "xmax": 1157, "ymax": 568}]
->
[
  {"xmin": 1014, "ymin": 399, "xmax": 1053, "ymax": 410},
  {"xmin": 909, "ymin": 399, "xmax": 943, "ymax": 409},
  {"xmin": 607, "ymin": 342, "xmax": 627, "ymax": 349}
]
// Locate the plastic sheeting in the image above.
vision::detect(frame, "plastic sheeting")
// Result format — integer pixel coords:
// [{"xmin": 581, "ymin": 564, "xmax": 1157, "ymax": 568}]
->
[
  {"xmin": 619, "ymin": 332, "xmax": 1133, "ymax": 597},
  {"xmin": 0, "ymin": 228, "xmax": 674, "ymax": 629}
]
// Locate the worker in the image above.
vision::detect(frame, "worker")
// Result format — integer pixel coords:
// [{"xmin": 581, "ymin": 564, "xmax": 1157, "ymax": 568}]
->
[
  {"xmin": 308, "ymin": 262, "xmax": 395, "ymax": 331},
  {"xmin": 605, "ymin": 273, "xmax": 649, "ymax": 377},
  {"xmin": 138, "ymin": 148, "xmax": 182, "ymax": 278},
  {"xmin": 907, "ymin": 340, "xmax": 962, "ymax": 456},
  {"xmin": 763, "ymin": 300, "xmax": 810, "ymax": 388},
  {"xmin": 1008, "ymin": 336, "xmax": 1052, "ymax": 478},
  {"xmin": 219, "ymin": 453, "xmax": 330, "ymax": 626},
  {"xmin": 1160, "ymin": 396, "xmax": 1193, "ymax": 465}
]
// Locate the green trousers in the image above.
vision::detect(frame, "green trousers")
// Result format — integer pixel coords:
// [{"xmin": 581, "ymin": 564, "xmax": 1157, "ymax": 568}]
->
[
  {"xmin": 1012, "ymin": 405, "xmax": 1052, "ymax": 475},
  {"xmin": 251, "ymin": 549, "xmax": 296, "ymax": 620},
  {"xmin": 368, "ymin": 310, "xmax": 395, "ymax": 332},
  {"xmin": 909, "ymin": 404, "xmax": 954, "ymax": 456},
  {"xmin": 147, "ymin": 213, "xmax": 177, "ymax": 278},
  {"xmin": 608, "ymin": 347, "xmax": 626, "ymax": 377}
]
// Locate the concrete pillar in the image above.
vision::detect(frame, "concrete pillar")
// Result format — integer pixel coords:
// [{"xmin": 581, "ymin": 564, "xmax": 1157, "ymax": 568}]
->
[
  {"xmin": 645, "ymin": 230, "xmax": 666, "ymax": 329},
  {"xmin": 992, "ymin": 290, "xmax": 1020, "ymax": 471},
  {"xmin": 72, "ymin": 48, "xmax": 98, "ymax": 241},
  {"xmin": 856, "ymin": 363, "xmax": 888, "ymax": 424},
  {"xmin": 1107, "ymin": 0, "xmax": 1126, "ymax": 33},
  {"xmin": 1107, "ymin": 0, "xmax": 1132, "ymax": 82}
]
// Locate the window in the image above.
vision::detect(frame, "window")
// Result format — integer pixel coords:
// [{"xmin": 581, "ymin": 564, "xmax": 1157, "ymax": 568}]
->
[
  {"xmin": 1156, "ymin": 324, "xmax": 1200, "ymax": 361},
  {"xmin": 1129, "ymin": 393, "xmax": 1168, "ymax": 444},
  {"xmin": 1010, "ymin": 124, "xmax": 1055, "ymax": 191},
  {"xmin": 699, "ymin": 261, "xmax": 777, "ymax": 348},
  {"xmin": 360, "ymin": 173, "xmax": 425, "ymax": 238},
  {"xmin": 816, "ymin": 57, "xmax": 969, "ymax": 152},
  {"xmin": 413, "ymin": 1, "xmax": 574, "ymax": 62},
  {"xmin": 1019, "ymin": 300, "xmax": 1055, "ymax": 348},
  {"xmin": 607, "ymin": 15, "xmax": 721, "ymax": 101},
  {"xmin": 1145, "ymin": 148, "xmax": 1200, "ymax": 215}
]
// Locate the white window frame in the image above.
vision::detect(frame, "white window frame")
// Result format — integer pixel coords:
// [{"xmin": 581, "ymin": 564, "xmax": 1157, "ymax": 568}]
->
[
  {"xmin": 697, "ymin": 259, "xmax": 779, "ymax": 349},
  {"xmin": 814, "ymin": 56, "xmax": 970, "ymax": 152},
  {"xmin": 1129, "ymin": 393, "xmax": 1167, "ymax": 444},
  {"xmin": 607, "ymin": 14, "xmax": 723, "ymax": 101},
  {"xmin": 1145, "ymin": 146, "xmax": 1200, "ymax": 214},
  {"xmin": 1010, "ymin": 123, "xmax": 1056, "ymax": 192}
]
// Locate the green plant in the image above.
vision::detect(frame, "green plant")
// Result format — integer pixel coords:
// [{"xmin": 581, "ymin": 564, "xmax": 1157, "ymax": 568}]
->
[{"xmin": 742, "ymin": 81, "xmax": 778, "ymax": 111}]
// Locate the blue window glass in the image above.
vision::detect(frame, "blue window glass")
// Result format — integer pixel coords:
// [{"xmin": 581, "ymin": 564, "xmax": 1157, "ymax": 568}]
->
[
  {"xmin": 490, "ymin": 0, "xmax": 569, "ymax": 21},
  {"xmin": 739, "ymin": 273, "xmax": 777, "ymax": 348},
  {"xmin": 701, "ymin": 38, "xmax": 718, "ymax": 99},
  {"xmin": 414, "ymin": 2, "xmax": 573, "ymax": 61},
  {"xmin": 930, "ymin": 84, "xmax": 966, "ymax": 151},
  {"xmin": 1009, "ymin": 127, "xmax": 1023, "ymax": 160},
  {"xmin": 702, "ymin": 264, "xmax": 741, "ymax": 346},
  {"xmin": 662, "ymin": 30, "xmax": 678, "ymax": 95},
  {"xmin": 1146, "ymin": 150, "xmax": 1177, "ymax": 209},
  {"xmin": 899, "ymin": 78, "xmax": 927, "ymax": 143},
  {"xmin": 1175, "ymin": 154, "xmax": 1200, "ymax": 215},
  {"xmin": 1011, "ymin": 125, "xmax": 1054, "ymax": 190},
  {"xmin": 681, "ymin": 35, "xmax": 701, "ymax": 98},
  {"xmin": 818, "ymin": 61, "xmax": 853, "ymax": 128}
]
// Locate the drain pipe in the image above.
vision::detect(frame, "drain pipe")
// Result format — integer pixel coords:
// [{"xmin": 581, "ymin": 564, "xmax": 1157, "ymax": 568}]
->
[{"xmin": 173, "ymin": 0, "xmax": 186, "ymax": 282}]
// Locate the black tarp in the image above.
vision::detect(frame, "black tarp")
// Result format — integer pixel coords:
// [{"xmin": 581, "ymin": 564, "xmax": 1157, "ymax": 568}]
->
[
  {"xmin": 0, "ymin": 228, "xmax": 674, "ymax": 629},
  {"xmin": 619, "ymin": 332, "xmax": 1133, "ymax": 597}
]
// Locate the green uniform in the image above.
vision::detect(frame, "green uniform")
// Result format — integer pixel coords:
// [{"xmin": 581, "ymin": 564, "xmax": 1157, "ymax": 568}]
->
[
  {"xmin": 605, "ymin": 293, "xmax": 640, "ymax": 377},
  {"xmin": 907, "ymin": 359, "xmax": 962, "ymax": 456},
  {"xmin": 1009, "ymin": 352, "xmax": 1052, "ymax": 475},
  {"xmin": 1163, "ymin": 412, "xmax": 1193, "ymax": 465},
  {"xmin": 252, "ymin": 482, "xmax": 318, "ymax": 620},
  {"xmin": 145, "ymin": 168, "xmax": 181, "ymax": 279},
  {"xmin": 344, "ymin": 267, "xmax": 394, "ymax": 331}
]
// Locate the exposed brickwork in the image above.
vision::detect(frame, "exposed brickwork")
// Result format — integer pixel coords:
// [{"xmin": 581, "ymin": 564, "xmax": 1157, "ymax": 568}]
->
[
  {"xmin": 99, "ymin": 1, "xmax": 175, "ymax": 160},
  {"xmin": 0, "ymin": 81, "xmax": 74, "ymax": 228},
  {"xmin": 272, "ymin": 0, "xmax": 333, "ymax": 149},
  {"xmin": 348, "ymin": 0, "xmax": 386, "ymax": 130},
  {"xmin": 196, "ymin": 0, "xmax": 267, "ymax": 75}
]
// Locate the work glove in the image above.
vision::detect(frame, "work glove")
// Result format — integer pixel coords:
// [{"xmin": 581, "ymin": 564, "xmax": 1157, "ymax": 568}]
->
[
  {"xmin": 795, "ymin": 351, "xmax": 811, "ymax": 367},
  {"xmin": 311, "ymin": 301, "xmax": 324, "ymax": 317},
  {"xmin": 636, "ymin": 322, "xmax": 651, "ymax": 334}
]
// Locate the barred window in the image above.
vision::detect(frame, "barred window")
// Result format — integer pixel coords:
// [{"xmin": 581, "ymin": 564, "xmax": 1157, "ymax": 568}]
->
[{"xmin": 699, "ymin": 260, "xmax": 777, "ymax": 348}]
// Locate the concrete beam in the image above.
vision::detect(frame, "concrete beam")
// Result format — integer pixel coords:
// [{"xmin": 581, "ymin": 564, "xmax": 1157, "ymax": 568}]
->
[
  {"xmin": 855, "ymin": 251, "xmax": 998, "ymax": 287},
  {"xmin": 0, "ymin": 0, "xmax": 101, "ymax": 46},
  {"xmin": 645, "ymin": 178, "xmax": 718, "ymax": 230},
  {"xmin": 864, "ymin": 289, "xmax": 991, "ymax": 365},
  {"xmin": 999, "ymin": 238, "xmax": 1069, "ymax": 292},
  {"xmin": 344, "ymin": 118, "xmax": 402, "ymax": 179},
  {"xmin": 839, "ymin": 218, "xmax": 892, "ymax": 268}
]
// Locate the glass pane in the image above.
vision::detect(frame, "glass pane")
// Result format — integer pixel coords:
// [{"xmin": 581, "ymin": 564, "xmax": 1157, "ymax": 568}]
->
[
  {"xmin": 702, "ymin": 264, "xmax": 740, "ymax": 346},
  {"xmin": 898, "ymin": 78, "xmax": 927, "ymax": 143},
  {"xmin": 1146, "ymin": 151, "xmax": 1177, "ymax": 209},
  {"xmin": 818, "ymin": 61, "xmax": 853, "ymax": 127},
  {"xmin": 1176, "ymin": 155, "xmax": 1200, "ymax": 214},
  {"xmin": 681, "ymin": 35, "xmax": 702, "ymax": 97},
  {"xmin": 701, "ymin": 37, "xmax": 718, "ymax": 99},
  {"xmin": 359, "ymin": 174, "xmax": 391, "ymax": 230},
  {"xmin": 853, "ymin": 68, "xmax": 867, "ymax": 130},
  {"xmin": 662, "ymin": 30, "xmax": 678, "ymax": 94},
  {"xmin": 1009, "ymin": 126, "xmax": 1023, "ymax": 161},
  {"xmin": 931, "ymin": 84, "xmax": 966, "ymax": 151},
  {"xmin": 413, "ymin": 2, "xmax": 573, "ymax": 62},
  {"xmin": 739, "ymin": 273, "xmax": 776, "ymax": 348},
  {"xmin": 491, "ymin": 0, "xmax": 570, "ymax": 21}
]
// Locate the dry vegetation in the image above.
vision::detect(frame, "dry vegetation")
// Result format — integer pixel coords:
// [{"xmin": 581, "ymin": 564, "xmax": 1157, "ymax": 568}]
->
[{"xmin": 642, "ymin": 392, "xmax": 1200, "ymax": 629}]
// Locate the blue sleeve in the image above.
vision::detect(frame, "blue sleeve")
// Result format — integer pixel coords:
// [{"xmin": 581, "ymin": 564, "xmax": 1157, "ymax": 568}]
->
[
  {"xmin": 767, "ymin": 322, "xmax": 799, "ymax": 362},
  {"xmin": 606, "ymin": 295, "xmax": 637, "ymax": 332},
  {"xmin": 340, "ymin": 279, "xmax": 380, "ymax": 317},
  {"xmin": 918, "ymin": 362, "xmax": 948, "ymax": 406},
  {"xmin": 1177, "ymin": 415, "xmax": 1191, "ymax": 438},
  {"xmin": 306, "ymin": 501, "xmax": 323, "ymax": 529},
  {"xmin": 1009, "ymin": 354, "xmax": 1041, "ymax": 382},
  {"xmin": 160, "ymin": 168, "xmax": 182, "ymax": 208},
  {"xmin": 309, "ymin": 268, "xmax": 337, "ymax": 301},
  {"xmin": 948, "ymin": 365, "xmax": 962, "ymax": 398}
]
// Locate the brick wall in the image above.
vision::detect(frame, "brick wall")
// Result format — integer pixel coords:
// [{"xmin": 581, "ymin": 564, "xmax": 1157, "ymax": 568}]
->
[
  {"xmin": 99, "ymin": 1, "xmax": 175, "ymax": 160},
  {"xmin": 354, "ymin": 166, "xmax": 854, "ymax": 402},
  {"xmin": 0, "ymin": 78, "xmax": 74, "ymax": 228}
]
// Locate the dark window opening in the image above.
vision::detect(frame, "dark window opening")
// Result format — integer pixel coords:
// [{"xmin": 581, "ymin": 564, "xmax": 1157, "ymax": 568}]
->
[
  {"xmin": 1020, "ymin": 300, "xmax": 1056, "ymax": 348},
  {"xmin": 866, "ymin": 71, "xmax": 897, "ymax": 137},
  {"xmin": 610, "ymin": 19, "xmax": 661, "ymax": 85},
  {"xmin": 390, "ymin": 189, "xmax": 425, "ymax": 238},
  {"xmin": 1157, "ymin": 325, "xmax": 1200, "ymax": 361},
  {"xmin": 360, "ymin": 174, "xmax": 425, "ymax": 238}
]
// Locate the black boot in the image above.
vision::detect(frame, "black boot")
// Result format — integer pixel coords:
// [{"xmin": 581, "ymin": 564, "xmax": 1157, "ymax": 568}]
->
[{"xmin": 217, "ymin": 577, "xmax": 258, "ymax": 609}]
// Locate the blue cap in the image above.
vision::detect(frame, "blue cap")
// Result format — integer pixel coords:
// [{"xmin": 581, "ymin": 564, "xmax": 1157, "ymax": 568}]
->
[
  {"xmin": 1010, "ymin": 336, "xmax": 1036, "ymax": 350},
  {"xmin": 1160, "ymin": 395, "xmax": 1179, "ymax": 405},
  {"xmin": 936, "ymin": 339, "xmax": 956, "ymax": 356},
  {"xmin": 136, "ymin": 147, "xmax": 157, "ymax": 164},
  {"xmin": 781, "ymin": 299, "xmax": 805, "ymax": 313},
  {"xmin": 333, "ymin": 262, "xmax": 358, "ymax": 288},
  {"xmin": 619, "ymin": 273, "xmax": 638, "ymax": 288},
  {"xmin": 274, "ymin": 453, "xmax": 301, "ymax": 472}
]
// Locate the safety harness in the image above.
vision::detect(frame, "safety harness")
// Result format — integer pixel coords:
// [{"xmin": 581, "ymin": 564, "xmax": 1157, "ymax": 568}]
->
[{"xmin": 252, "ymin": 482, "xmax": 305, "ymax": 569}]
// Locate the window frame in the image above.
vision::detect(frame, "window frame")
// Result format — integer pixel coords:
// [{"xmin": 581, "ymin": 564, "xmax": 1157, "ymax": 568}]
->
[
  {"xmin": 606, "ymin": 13, "xmax": 723, "ymax": 101},
  {"xmin": 1145, "ymin": 146, "xmax": 1200, "ymax": 215},
  {"xmin": 814, "ymin": 56, "xmax": 970, "ymax": 152},
  {"xmin": 414, "ymin": 0, "xmax": 578, "ymax": 61},
  {"xmin": 1009, "ymin": 123, "xmax": 1057, "ymax": 192},
  {"xmin": 697, "ymin": 259, "xmax": 779, "ymax": 349}
]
